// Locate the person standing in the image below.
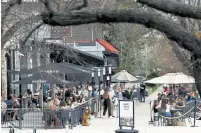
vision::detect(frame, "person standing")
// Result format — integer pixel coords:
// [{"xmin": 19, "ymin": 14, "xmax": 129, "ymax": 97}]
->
[
  {"xmin": 140, "ymin": 84, "xmax": 145, "ymax": 102},
  {"xmin": 109, "ymin": 87, "xmax": 115, "ymax": 117},
  {"xmin": 103, "ymin": 87, "xmax": 112, "ymax": 118},
  {"xmin": 58, "ymin": 101, "xmax": 68, "ymax": 128},
  {"xmin": 116, "ymin": 87, "xmax": 123, "ymax": 118}
]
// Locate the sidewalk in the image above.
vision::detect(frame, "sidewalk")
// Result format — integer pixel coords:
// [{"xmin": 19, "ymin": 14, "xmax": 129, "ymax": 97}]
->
[{"xmin": 2, "ymin": 86, "xmax": 201, "ymax": 133}]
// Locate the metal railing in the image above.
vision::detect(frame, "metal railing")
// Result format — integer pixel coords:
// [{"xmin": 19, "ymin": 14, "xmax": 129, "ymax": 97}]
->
[
  {"xmin": 1, "ymin": 97, "xmax": 98, "ymax": 129},
  {"xmin": 149, "ymin": 99, "xmax": 201, "ymax": 127}
]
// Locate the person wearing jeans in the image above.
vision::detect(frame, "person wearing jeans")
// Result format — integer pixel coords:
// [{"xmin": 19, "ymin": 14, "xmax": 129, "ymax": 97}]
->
[
  {"xmin": 103, "ymin": 87, "xmax": 112, "ymax": 118},
  {"xmin": 116, "ymin": 87, "xmax": 123, "ymax": 118}
]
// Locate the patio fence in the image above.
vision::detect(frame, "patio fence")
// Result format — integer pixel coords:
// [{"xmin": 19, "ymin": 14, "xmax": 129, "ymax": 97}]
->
[
  {"xmin": 1, "ymin": 97, "xmax": 99, "ymax": 129},
  {"xmin": 149, "ymin": 99, "xmax": 201, "ymax": 126}
]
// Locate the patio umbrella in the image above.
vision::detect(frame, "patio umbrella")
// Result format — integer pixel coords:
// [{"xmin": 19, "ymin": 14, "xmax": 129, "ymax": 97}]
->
[
  {"xmin": 12, "ymin": 72, "xmax": 78, "ymax": 110},
  {"xmin": 144, "ymin": 72, "xmax": 195, "ymax": 84},
  {"xmin": 111, "ymin": 70, "xmax": 138, "ymax": 83},
  {"xmin": 8, "ymin": 62, "xmax": 92, "ymax": 75},
  {"xmin": 12, "ymin": 72, "xmax": 78, "ymax": 85},
  {"xmin": 64, "ymin": 73, "xmax": 91, "ymax": 84}
]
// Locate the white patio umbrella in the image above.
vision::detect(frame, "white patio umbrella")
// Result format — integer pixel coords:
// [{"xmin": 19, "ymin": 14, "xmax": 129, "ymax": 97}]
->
[
  {"xmin": 144, "ymin": 72, "xmax": 195, "ymax": 84},
  {"xmin": 111, "ymin": 70, "xmax": 138, "ymax": 83}
]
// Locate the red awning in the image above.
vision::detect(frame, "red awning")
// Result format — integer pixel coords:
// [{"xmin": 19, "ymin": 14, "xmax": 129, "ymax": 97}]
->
[{"xmin": 96, "ymin": 39, "xmax": 119, "ymax": 53}]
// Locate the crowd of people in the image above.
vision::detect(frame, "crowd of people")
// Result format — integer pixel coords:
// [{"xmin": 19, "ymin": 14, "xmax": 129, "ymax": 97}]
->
[
  {"xmin": 101, "ymin": 84, "xmax": 146, "ymax": 118},
  {"xmin": 152, "ymin": 85, "xmax": 201, "ymax": 125},
  {"xmin": 1, "ymin": 81, "xmax": 147, "ymax": 128},
  {"xmin": 1, "ymin": 84, "xmax": 91, "ymax": 127}
]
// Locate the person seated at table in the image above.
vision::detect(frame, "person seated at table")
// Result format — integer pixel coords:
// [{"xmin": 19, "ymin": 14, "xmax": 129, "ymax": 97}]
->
[
  {"xmin": 161, "ymin": 94, "xmax": 166, "ymax": 99},
  {"xmin": 77, "ymin": 94, "xmax": 85, "ymax": 103},
  {"xmin": 176, "ymin": 97, "xmax": 185, "ymax": 108},
  {"xmin": 185, "ymin": 93, "xmax": 191, "ymax": 102},
  {"xmin": 4, "ymin": 95, "xmax": 15, "ymax": 120},
  {"xmin": 66, "ymin": 98, "xmax": 74, "ymax": 108},
  {"xmin": 163, "ymin": 87, "xmax": 169, "ymax": 95},
  {"xmin": 58, "ymin": 101, "xmax": 69, "ymax": 128},
  {"xmin": 152, "ymin": 100, "xmax": 159, "ymax": 114},
  {"xmin": 169, "ymin": 98, "xmax": 176, "ymax": 109},
  {"xmin": 12, "ymin": 95, "xmax": 20, "ymax": 120},
  {"xmin": 156, "ymin": 98, "xmax": 172, "ymax": 117},
  {"xmin": 157, "ymin": 93, "xmax": 162, "ymax": 103},
  {"xmin": 1, "ymin": 97, "xmax": 7, "ymax": 123},
  {"xmin": 45, "ymin": 99, "xmax": 61, "ymax": 128},
  {"xmin": 157, "ymin": 94, "xmax": 166, "ymax": 105}
]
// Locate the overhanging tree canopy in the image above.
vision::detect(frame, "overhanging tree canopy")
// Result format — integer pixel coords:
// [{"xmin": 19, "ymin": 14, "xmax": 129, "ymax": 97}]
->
[
  {"xmin": 2, "ymin": 0, "xmax": 201, "ymax": 96},
  {"xmin": 41, "ymin": 0, "xmax": 201, "ymax": 96}
]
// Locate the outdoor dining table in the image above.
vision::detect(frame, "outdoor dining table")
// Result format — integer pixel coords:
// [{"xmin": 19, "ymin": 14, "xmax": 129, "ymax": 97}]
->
[
  {"xmin": 171, "ymin": 108, "xmax": 185, "ymax": 115},
  {"xmin": 170, "ymin": 108, "xmax": 186, "ymax": 126}
]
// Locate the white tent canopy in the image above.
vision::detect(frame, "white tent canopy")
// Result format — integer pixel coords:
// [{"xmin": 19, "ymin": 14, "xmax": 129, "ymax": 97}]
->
[
  {"xmin": 144, "ymin": 72, "xmax": 195, "ymax": 84},
  {"xmin": 111, "ymin": 70, "xmax": 138, "ymax": 83}
]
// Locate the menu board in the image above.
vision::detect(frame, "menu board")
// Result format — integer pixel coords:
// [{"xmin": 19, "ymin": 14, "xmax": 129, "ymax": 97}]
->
[{"xmin": 119, "ymin": 100, "xmax": 134, "ymax": 127}]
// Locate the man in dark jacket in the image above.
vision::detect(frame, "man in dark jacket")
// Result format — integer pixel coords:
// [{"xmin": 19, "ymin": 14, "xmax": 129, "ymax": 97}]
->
[{"xmin": 140, "ymin": 84, "xmax": 145, "ymax": 102}]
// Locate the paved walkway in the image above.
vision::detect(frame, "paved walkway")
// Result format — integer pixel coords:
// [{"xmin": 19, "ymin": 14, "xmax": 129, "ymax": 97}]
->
[{"xmin": 2, "ymin": 86, "xmax": 201, "ymax": 133}]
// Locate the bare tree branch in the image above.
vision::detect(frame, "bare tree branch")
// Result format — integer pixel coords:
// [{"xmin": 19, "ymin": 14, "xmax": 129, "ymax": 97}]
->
[
  {"xmin": 137, "ymin": 0, "xmax": 201, "ymax": 19},
  {"xmin": 39, "ymin": 0, "xmax": 55, "ymax": 13},
  {"xmin": 22, "ymin": 22, "xmax": 44, "ymax": 46},
  {"xmin": 1, "ymin": 0, "xmax": 22, "ymax": 24},
  {"xmin": 41, "ymin": 9, "xmax": 201, "ymax": 56},
  {"xmin": 71, "ymin": 0, "xmax": 88, "ymax": 10},
  {"xmin": 169, "ymin": 40, "xmax": 192, "ymax": 72},
  {"xmin": 1, "ymin": 15, "xmax": 41, "ymax": 48}
]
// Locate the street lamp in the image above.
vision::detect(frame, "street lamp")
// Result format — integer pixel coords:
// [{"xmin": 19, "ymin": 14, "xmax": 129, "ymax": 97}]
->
[
  {"xmin": 97, "ymin": 68, "xmax": 102, "ymax": 117},
  {"xmin": 108, "ymin": 66, "xmax": 112, "ymax": 75},
  {"xmin": 103, "ymin": 67, "xmax": 106, "ymax": 75},
  {"xmin": 106, "ymin": 75, "xmax": 110, "ymax": 87},
  {"xmin": 98, "ymin": 68, "xmax": 101, "ymax": 95},
  {"xmin": 107, "ymin": 65, "xmax": 112, "ymax": 87},
  {"xmin": 102, "ymin": 67, "xmax": 106, "ymax": 87},
  {"xmin": 91, "ymin": 69, "xmax": 95, "ymax": 97}
]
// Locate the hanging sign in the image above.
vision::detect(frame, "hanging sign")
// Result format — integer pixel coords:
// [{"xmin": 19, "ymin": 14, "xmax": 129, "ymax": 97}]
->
[{"xmin": 32, "ymin": 79, "xmax": 47, "ymax": 83}]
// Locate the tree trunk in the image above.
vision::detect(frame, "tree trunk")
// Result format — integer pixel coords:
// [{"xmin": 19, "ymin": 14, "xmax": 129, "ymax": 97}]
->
[
  {"xmin": 170, "ymin": 40, "xmax": 193, "ymax": 75},
  {"xmin": 1, "ymin": 49, "xmax": 7, "ymax": 100},
  {"xmin": 42, "ymin": 9, "xmax": 201, "ymax": 57},
  {"xmin": 192, "ymin": 58, "xmax": 201, "ymax": 96}
]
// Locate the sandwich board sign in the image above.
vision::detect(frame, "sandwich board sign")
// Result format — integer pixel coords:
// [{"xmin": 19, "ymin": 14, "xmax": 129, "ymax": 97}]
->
[{"xmin": 115, "ymin": 100, "xmax": 138, "ymax": 133}]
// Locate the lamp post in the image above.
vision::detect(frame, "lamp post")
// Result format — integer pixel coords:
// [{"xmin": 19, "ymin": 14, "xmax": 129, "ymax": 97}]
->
[
  {"xmin": 97, "ymin": 68, "xmax": 101, "ymax": 117},
  {"xmin": 103, "ymin": 67, "xmax": 106, "ymax": 87},
  {"xmin": 106, "ymin": 75, "xmax": 110, "ymax": 87},
  {"xmin": 91, "ymin": 70, "xmax": 95, "ymax": 97},
  {"xmin": 108, "ymin": 65, "xmax": 112, "ymax": 87},
  {"xmin": 63, "ymin": 60, "xmax": 66, "ymax": 101}
]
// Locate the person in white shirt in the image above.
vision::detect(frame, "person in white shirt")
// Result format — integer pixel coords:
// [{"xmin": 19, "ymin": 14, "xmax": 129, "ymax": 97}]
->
[{"xmin": 109, "ymin": 87, "xmax": 115, "ymax": 117}]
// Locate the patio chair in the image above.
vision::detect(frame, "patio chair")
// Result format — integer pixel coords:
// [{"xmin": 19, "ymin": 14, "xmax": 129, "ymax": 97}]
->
[
  {"xmin": 156, "ymin": 109, "xmax": 167, "ymax": 126},
  {"xmin": 184, "ymin": 103, "xmax": 195, "ymax": 125},
  {"xmin": 5, "ymin": 109, "xmax": 15, "ymax": 121},
  {"xmin": 173, "ymin": 111, "xmax": 186, "ymax": 126}
]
